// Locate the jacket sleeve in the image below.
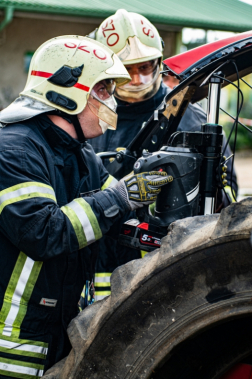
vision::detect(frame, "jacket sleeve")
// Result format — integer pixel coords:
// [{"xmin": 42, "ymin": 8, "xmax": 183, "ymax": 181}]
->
[
  {"xmin": 178, "ymin": 102, "xmax": 207, "ymax": 132},
  {"xmin": 95, "ymin": 153, "xmax": 118, "ymax": 190},
  {"xmin": 0, "ymin": 147, "xmax": 128, "ymax": 262}
]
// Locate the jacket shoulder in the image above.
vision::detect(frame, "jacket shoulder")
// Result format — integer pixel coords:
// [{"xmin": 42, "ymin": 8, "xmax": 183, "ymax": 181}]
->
[
  {"xmin": 83, "ymin": 142, "xmax": 105, "ymax": 168},
  {"xmin": 0, "ymin": 122, "xmax": 45, "ymax": 154}
]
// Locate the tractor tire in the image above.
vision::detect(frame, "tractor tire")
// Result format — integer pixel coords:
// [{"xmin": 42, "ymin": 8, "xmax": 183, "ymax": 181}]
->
[{"xmin": 43, "ymin": 198, "xmax": 252, "ymax": 379}]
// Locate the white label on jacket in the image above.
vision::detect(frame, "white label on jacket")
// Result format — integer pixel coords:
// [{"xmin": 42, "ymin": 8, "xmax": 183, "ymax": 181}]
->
[{"xmin": 40, "ymin": 298, "xmax": 57, "ymax": 307}]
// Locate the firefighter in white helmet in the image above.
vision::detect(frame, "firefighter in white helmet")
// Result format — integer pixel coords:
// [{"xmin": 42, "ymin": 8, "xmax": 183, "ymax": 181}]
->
[
  {"xmin": 89, "ymin": 9, "xmax": 208, "ymax": 152},
  {"xmin": 95, "ymin": 9, "xmax": 163, "ymax": 103},
  {"xmin": 87, "ymin": 9, "xmax": 238, "ymax": 302},
  {"xmin": 0, "ymin": 35, "xmax": 172, "ymax": 377}
]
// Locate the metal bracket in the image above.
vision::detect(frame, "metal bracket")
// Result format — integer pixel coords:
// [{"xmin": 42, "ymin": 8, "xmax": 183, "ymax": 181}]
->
[{"xmin": 162, "ymin": 85, "xmax": 196, "ymax": 120}]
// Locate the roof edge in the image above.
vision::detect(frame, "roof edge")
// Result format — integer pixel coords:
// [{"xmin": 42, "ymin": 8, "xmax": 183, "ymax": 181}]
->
[{"xmin": 0, "ymin": 4, "xmax": 251, "ymax": 33}]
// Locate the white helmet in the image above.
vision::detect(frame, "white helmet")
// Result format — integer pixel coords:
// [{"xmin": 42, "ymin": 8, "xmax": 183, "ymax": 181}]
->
[
  {"xmin": 0, "ymin": 35, "xmax": 131, "ymax": 126},
  {"xmin": 94, "ymin": 9, "xmax": 163, "ymax": 102},
  {"xmin": 95, "ymin": 9, "xmax": 163, "ymax": 64}
]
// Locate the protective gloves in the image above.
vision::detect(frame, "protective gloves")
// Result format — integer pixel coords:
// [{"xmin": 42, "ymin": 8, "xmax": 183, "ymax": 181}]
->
[{"xmin": 114, "ymin": 171, "xmax": 173, "ymax": 211}]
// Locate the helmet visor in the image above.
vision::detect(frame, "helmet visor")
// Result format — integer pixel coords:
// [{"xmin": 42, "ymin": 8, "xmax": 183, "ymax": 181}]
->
[
  {"xmin": 87, "ymin": 80, "xmax": 118, "ymax": 131},
  {"xmin": 120, "ymin": 59, "xmax": 159, "ymax": 92},
  {"xmin": 92, "ymin": 79, "xmax": 116, "ymax": 98}
]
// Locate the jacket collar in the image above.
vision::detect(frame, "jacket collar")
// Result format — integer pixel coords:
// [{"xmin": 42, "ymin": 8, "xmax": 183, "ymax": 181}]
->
[{"xmin": 35, "ymin": 114, "xmax": 86, "ymax": 152}]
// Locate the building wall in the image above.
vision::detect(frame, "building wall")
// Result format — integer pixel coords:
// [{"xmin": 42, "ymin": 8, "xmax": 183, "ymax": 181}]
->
[
  {"xmin": 0, "ymin": 15, "xmax": 178, "ymax": 109},
  {"xmin": 0, "ymin": 16, "xmax": 98, "ymax": 108},
  {"xmin": 161, "ymin": 31, "xmax": 180, "ymax": 58}
]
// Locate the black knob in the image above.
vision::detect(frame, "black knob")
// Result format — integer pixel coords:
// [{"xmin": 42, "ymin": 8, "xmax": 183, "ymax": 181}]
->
[{"xmin": 116, "ymin": 153, "xmax": 123, "ymax": 163}]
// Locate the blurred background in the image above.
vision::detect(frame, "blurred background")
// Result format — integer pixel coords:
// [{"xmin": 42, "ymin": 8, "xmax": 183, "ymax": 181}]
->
[{"xmin": 0, "ymin": 0, "xmax": 251, "ymax": 198}]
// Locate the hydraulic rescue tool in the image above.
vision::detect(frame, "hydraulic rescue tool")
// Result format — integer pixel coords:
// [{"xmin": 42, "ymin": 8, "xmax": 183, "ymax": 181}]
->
[
  {"xmin": 120, "ymin": 72, "xmax": 225, "ymax": 252},
  {"xmin": 98, "ymin": 31, "xmax": 252, "ymax": 251}
]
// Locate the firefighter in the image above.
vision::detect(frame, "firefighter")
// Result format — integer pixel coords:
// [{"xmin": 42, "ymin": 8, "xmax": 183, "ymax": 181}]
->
[
  {"xmin": 89, "ymin": 9, "xmax": 208, "ymax": 159},
  {"xmin": 90, "ymin": 9, "xmax": 237, "ymax": 199},
  {"xmin": 86, "ymin": 9, "xmax": 238, "ymax": 302},
  {"xmin": 0, "ymin": 35, "xmax": 172, "ymax": 378}
]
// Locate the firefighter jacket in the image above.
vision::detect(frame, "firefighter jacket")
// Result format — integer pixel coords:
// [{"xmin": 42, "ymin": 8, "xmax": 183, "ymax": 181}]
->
[{"xmin": 0, "ymin": 114, "xmax": 126, "ymax": 378}]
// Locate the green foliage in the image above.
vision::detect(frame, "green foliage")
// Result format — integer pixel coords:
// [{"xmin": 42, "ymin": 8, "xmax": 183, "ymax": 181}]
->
[
  {"xmin": 221, "ymin": 74, "xmax": 252, "ymax": 151},
  {"xmin": 223, "ymin": 122, "xmax": 252, "ymax": 151}
]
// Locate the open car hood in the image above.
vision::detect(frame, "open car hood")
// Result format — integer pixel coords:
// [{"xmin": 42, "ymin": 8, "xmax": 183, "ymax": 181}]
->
[
  {"xmin": 105, "ymin": 30, "xmax": 252, "ymax": 178},
  {"xmin": 163, "ymin": 30, "xmax": 252, "ymax": 103}
]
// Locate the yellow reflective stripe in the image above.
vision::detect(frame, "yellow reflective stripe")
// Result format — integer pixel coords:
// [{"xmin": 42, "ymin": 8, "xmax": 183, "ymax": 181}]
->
[
  {"xmin": 95, "ymin": 291, "xmax": 111, "ymax": 296},
  {"xmin": 0, "ymin": 252, "xmax": 43, "ymax": 338},
  {"xmin": 0, "ymin": 356, "xmax": 44, "ymax": 378},
  {"xmin": 141, "ymin": 250, "xmax": 148, "ymax": 258},
  {"xmin": 101, "ymin": 175, "xmax": 118, "ymax": 190},
  {"xmin": 12, "ymin": 259, "xmax": 43, "ymax": 338},
  {"xmin": 61, "ymin": 198, "xmax": 102, "ymax": 249},
  {"xmin": 61, "ymin": 204, "xmax": 87, "ymax": 249},
  {"xmin": 95, "ymin": 291, "xmax": 111, "ymax": 301},
  {"xmin": 95, "ymin": 282, "xmax": 111, "ymax": 287},
  {"xmin": 0, "ymin": 252, "xmax": 27, "ymax": 333},
  {"xmin": 0, "ymin": 182, "xmax": 56, "ymax": 214},
  {"xmin": 0, "ymin": 335, "xmax": 48, "ymax": 359},
  {"xmin": 225, "ymin": 185, "xmax": 236, "ymax": 203},
  {"xmin": 95, "ymin": 272, "xmax": 111, "ymax": 288}
]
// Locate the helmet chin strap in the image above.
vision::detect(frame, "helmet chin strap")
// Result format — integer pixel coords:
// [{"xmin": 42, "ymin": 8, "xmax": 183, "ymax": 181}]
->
[{"xmin": 69, "ymin": 115, "xmax": 86, "ymax": 143}]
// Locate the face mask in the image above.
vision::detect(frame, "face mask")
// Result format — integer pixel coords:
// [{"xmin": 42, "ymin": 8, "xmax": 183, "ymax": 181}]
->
[
  {"xmin": 99, "ymin": 118, "xmax": 111, "ymax": 134},
  {"xmin": 122, "ymin": 60, "xmax": 159, "ymax": 90},
  {"xmin": 87, "ymin": 87, "xmax": 118, "ymax": 133},
  {"xmin": 87, "ymin": 79, "xmax": 117, "ymax": 133},
  {"xmin": 115, "ymin": 61, "xmax": 161, "ymax": 103}
]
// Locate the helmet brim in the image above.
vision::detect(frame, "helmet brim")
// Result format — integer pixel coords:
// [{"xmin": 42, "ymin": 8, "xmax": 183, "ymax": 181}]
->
[{"xmin": 0, "ymin": 96, "xmax": 55, "ymax": 124}]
